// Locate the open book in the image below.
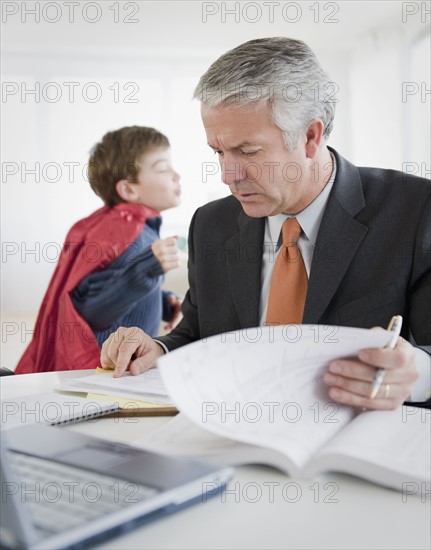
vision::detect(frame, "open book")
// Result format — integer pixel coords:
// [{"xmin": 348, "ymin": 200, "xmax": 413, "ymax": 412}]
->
[{"xmin": 135, "ymin": 325, "xmax": 430, "ymax": 493}]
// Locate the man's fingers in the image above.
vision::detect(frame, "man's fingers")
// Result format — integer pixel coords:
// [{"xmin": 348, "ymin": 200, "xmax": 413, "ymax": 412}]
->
[
  {"xmin": 100, "ymin": 357, "xmax": 116, "ymax": 370},
  {"xmin": 328, "ymin": 359, "xmax": 409, "ymax": 385},
  {"xmin": 101, "ymin": 327, "xmax": 140, "ymax": 377},
  {"xmin": 128, "ymin": 344, "xmax": 165, "ymax": 375},
  {"xmin": 100, "ymin": 327, "xmax": 160, "ymax": 378},
  {"xmin": 329, "ymin": 337, "xmax": 417, "ymax": 385},
  {"xmin": 100, "ymin": 333, "xmax": 117, "ymax": 370},
  {"xmin": 111, "ymin": 332, "xmax": 141, "ymax": 377},
  {"xmin": 129, "ymin": 359, "xmax": 154, "ymax": 376},
  {"xmin": 358, "ymin": 338, "xmax": 415, "ymax": 371},
  {"xmin": 328, "ymin": 359, "xmax": 374, "ymax": 382},
  {"xmin": 327, "ymin": 386, "xmax": 401, "ymax": 411},
  {"xmin": 113, "ymin": 344, "xmax": 135, "ymax": 377},
  {"xmin": 324, "ymin": 371, "xmax": 405, "ymax": 400},
  {"xmin": 325, "ymin": 336, "xmax": 419, "ymax": 410}
]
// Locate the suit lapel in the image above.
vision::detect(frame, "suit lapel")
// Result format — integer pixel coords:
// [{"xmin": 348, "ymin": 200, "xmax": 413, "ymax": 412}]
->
[
  {"xmin": 303, "ymin": 149, "xmax": 369, "ymax": 323},
  {"xmin": 225, "ymin": 211, "xmax": 265, "ymax": 327}
]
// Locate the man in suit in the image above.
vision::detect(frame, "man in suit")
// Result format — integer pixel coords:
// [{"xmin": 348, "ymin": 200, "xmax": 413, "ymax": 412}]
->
[{"xmin": 101, "ymin": 37, "xmax": 430, "ymax": 410}]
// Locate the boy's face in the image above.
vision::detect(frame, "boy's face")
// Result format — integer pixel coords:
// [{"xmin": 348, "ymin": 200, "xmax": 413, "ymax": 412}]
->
[{"xmin": 132, "ymin": 147, "xmax": 181, "ymax": 211}]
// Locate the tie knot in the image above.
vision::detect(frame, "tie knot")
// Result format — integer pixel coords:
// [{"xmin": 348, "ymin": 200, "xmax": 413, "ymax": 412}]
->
[{"xmin": 281, "ymin": 218, "xmax": 301, "ymax": 246}]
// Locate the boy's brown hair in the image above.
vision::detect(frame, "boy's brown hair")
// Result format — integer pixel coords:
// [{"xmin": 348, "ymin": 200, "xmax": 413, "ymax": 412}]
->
[{"xmin": 88, "ymin": 126, "xmax": 169, "ymax": 207}]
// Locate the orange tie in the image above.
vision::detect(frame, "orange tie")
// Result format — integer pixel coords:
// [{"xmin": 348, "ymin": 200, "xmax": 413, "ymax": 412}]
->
[{"xmin": 266, "ymin": 218, "xmax": 308, "ymax": 325}]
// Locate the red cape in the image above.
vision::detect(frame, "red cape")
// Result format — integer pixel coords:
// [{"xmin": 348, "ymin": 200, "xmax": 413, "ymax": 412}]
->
[{"xmin": 15, "ymin": 203, "xmax": 158, "ymax": 374}]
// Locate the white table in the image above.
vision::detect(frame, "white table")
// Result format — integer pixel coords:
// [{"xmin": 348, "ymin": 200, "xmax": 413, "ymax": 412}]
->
[{"xmin": 1, "ymin": 371, "xmax": 430, "ymax": 550}]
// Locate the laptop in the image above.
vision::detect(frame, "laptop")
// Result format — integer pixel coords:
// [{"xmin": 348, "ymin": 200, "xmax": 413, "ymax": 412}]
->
[{"xmin": 0, "ymin": 423, "xmax": 233, "ymax": 549}]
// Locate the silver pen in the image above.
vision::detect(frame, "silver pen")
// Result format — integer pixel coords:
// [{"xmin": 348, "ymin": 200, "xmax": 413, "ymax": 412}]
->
[{"xmin": 369, "ymin": 315, "xmax": 403, "ymax": 399}]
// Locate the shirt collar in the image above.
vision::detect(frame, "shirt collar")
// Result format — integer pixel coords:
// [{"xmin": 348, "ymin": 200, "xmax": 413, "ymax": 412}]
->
[
  {"xmin": 146, "ymin": 216, "xmax": 162, "ymax": 233},
  {"xmin": 267, "ymin": 152, "xmax": 337, "ymax": 245}
]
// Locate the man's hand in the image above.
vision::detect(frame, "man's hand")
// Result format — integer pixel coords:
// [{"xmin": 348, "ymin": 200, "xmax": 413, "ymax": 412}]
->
[
  {"xmin": 323, "ymin": 333, "xmax": 419, "ymax": 410},
  {"xmin": 164, "ymin": 294, "xmax": 183, "ymax": 331},
  {"xmin": 151, "ymin": 236, "xmax": 179, "ymax": 273},
  {"xmin": 100, "ymin": 327, "xmax": 164, "ymax": 378}
]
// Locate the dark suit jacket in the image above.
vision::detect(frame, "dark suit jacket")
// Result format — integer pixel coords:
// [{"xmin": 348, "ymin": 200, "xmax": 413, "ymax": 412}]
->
[{"xmin": 159, "ymin": 149, "xmax": 430, "ymax": 402}]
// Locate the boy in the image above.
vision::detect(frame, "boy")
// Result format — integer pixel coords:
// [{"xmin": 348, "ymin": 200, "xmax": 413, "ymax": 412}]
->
[{"xmin": 15, "ymin": 126, "xmax": 181, "ymax": 373}]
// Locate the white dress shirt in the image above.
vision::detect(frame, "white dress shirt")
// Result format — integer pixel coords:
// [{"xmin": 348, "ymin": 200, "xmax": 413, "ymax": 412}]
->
[{"xmin": 259, "ymin": 154, "xmax": 337, "ymax": 324}]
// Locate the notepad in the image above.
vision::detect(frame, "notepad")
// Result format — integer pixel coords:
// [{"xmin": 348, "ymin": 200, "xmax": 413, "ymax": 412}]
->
[
  {"xmin": 86, "ymin": 392, "xmax": 177, "ymax": 416},
  {"xmin": 0, "ymin": 393, "xmax": 120, "ymax": 429}
]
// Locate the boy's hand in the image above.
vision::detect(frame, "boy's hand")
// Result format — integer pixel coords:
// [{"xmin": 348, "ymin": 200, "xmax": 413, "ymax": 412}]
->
[{"xmin": 151, "ymin": 236, "xmax": 179, "ymax": 273}]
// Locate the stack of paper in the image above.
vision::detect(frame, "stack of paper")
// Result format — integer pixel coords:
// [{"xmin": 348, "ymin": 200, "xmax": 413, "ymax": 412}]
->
[{"xmin": 58, "ymin": 368, "xmax": 176, "ymax": 412}]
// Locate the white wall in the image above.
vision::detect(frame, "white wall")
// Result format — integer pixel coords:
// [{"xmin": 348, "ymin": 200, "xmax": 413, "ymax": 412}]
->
[{"xmin": 1, "ymin": 0, "xmax": 430, "ymax": 319}]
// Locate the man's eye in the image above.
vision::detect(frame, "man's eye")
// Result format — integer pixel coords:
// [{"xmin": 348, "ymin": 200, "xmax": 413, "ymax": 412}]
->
[
  {"xmin": 241, "ymin": 150, "xmax": 258, "ymax": 157},
  {"xmin": 214, "ymin": 150, "xmax": 224, "ymax": 157}
]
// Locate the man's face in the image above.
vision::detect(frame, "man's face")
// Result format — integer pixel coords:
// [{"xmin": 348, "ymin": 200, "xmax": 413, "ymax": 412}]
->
[
  {"xmin": 202, "ymin": 102, "xmax": 316, "ymax": 217},
  {"xmin": 132, "ymin": 147, "xmax": 181, "ymax": 212}
]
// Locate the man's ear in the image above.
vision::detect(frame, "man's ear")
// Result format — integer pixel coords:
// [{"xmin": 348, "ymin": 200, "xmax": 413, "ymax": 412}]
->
[
  {"xmin": 304, "ymin": 119, "xmax": 324, "ymax": 159},
  {"xmin": 115, "ymin": 179, "xmax": 137, "ymax": 202}
]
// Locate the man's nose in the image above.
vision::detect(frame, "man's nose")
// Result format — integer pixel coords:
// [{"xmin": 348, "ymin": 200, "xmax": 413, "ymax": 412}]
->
[{"xmin": 221, "ymin": 161, "xmax": 244, "ymax": 185}]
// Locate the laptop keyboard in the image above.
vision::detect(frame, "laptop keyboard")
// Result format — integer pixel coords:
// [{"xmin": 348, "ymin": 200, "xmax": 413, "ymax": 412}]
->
[{"xmin": 10, "ymin": 451, "xmax": 158, "ymax": 536}]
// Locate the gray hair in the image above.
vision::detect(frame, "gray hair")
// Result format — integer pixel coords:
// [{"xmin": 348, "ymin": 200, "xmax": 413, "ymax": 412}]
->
[{"xmin": 193, "ymin": 37, "xmax": 336, "ymax": 150}]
